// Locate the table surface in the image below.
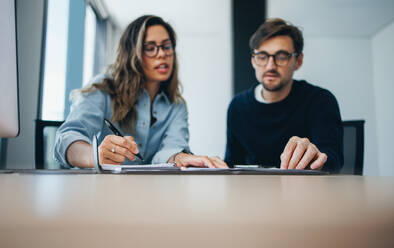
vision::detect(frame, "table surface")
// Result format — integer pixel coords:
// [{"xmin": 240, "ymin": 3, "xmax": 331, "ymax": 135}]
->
[{"xmin": 1, "ymin": 174, "xmax": 394, "ymax": 248}]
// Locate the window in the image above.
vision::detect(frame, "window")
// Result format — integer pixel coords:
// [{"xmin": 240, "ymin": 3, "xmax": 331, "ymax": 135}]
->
[
  {"xmin": 40, "ymin": 0, "xmax": 69, "ymax": 121},
  {"xmin": 82, "ymin": 5, "xmax": 97, "ymax": 86},
  {"xmin": 37, "ymin": 0, "xmax": 115, "ymax": 168}
]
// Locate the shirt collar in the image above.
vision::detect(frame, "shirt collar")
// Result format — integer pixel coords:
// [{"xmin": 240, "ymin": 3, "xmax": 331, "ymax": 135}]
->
[
  {"xmin": 141, "ymin": 87, "xmax": 171, "ymax": 104},
  {"xmin": 157, "ymin": 89, "xmax": 171, "ymax": 104},
  {"xmin": 254, "ymin": 84, "xmax": 267, "ymax": 103}
]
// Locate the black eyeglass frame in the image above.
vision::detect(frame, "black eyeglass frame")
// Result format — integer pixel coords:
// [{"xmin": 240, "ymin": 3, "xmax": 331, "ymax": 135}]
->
[
  {"xmin": 252, "ymin": 51, "xmax": 299, "ymax": 66},
  {"xmin": 143, "ymin": 43, "xmax": 174, "ymax": 58}
]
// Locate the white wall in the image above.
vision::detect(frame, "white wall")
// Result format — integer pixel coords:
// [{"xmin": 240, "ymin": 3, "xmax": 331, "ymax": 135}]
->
[
  {"xmin": 6, "ymin": 0, "xmax": 45, "ymax": 169},
  {"xmin": 176, "ymin": 1, "xmax": 232, "ymax": 157},
  {"xmin": 294, "ymin": 37, "xmax": 379, "ymax": 175},
  {"xmin": 372, "ymin": 20, "xmax": 394, "ymax": 176}
]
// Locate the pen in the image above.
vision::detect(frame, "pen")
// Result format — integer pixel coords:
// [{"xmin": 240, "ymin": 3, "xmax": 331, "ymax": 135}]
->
[{"xmin": 104, "ymin": 118, "xmax": 144, "ymax": 161}]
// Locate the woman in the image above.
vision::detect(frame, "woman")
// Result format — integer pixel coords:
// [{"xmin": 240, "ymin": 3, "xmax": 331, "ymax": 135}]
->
[{"xmin": 54, "ymin": 15, "xmax": 227, "ymax": 169}]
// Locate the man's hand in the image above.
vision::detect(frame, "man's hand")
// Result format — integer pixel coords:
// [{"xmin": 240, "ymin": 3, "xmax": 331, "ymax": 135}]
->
[{"xmin": 280, "ymin": 136, "xmax": 327, "ymax": 170}]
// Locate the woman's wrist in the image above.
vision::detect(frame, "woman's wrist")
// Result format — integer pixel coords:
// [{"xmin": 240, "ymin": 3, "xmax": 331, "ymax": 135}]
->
[
  {"xmin": 172, "ymin": 149, "xmax": 193, "ymax": 166},
  {"xmin": 173, "ymin": 151, "xmax": 183, "ymax": 163}
]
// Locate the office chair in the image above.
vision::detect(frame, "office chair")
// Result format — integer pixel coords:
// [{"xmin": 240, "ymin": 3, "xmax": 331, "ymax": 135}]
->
[
  {"xmin": 340, "ymin": 120, "xmax": 365, "ymax": 175},
  {"xmin": 0, "ymin": 138, "xmax": 7, "ymax": 169},
  {"xmin": 35, "ymin": 119, "xmax": 64, "ymax": 169}
]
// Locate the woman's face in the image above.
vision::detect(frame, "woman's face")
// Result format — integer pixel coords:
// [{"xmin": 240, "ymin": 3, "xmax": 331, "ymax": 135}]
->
[{"xmin": 142, "ymin": 25, "xmax": 174, "ymax": 84}]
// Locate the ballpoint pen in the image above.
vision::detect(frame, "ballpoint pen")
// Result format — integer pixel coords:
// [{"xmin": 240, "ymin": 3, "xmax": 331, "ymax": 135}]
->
[{"xmin": 104, "ymin": 118, "xmax": 144, "ymax": 161}]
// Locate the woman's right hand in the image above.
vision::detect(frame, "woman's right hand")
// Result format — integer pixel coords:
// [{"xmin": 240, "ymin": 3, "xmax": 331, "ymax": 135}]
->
[{"xmin": 98, "ymin": 135, "xmax": 139, "ymax": 165}]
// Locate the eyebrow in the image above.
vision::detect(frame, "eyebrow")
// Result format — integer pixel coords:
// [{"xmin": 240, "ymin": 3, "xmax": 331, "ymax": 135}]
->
[
  {"xmin": 254, "ymin": 49, "xmax": 292, "ymax": 54},
  {"xmin": 144, "ymin": 38, "xmax": 171, "ymax": 45}
]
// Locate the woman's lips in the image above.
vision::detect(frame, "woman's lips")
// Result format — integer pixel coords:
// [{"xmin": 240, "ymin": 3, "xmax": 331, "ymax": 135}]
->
[{"xmin": 155, "ymin": 63, "xmax": 169, "ymax": 74}]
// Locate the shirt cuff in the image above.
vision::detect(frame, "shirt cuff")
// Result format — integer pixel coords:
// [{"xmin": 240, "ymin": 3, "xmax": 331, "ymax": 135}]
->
[
  {"xmin": 151, "ymin": 147, "xmax": 187, "ymax": 164},
  {"xmin": 55, "ymin": 131, "xmax": 91, "ymax": 168}
]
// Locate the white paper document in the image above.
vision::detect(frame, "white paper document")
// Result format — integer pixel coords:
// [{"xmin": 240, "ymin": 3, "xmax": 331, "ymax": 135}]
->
[{"xmin": 100, "ymin": 163, "xmax": 177, "ymax": 172}]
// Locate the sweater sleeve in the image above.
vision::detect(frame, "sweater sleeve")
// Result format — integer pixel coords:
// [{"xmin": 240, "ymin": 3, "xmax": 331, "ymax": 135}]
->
[
  {"xmin": 307, "ymin": 89, "xmax": 344, "ymax": 173},
  {"xmin": 224, "ymin": 99, "xmax": 247, "ymax": 167}
]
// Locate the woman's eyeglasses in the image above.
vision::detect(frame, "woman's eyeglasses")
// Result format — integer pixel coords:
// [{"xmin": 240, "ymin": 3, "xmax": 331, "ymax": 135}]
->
[{"xmin": 143, "ymin": 42, "xmax": 174, "ymax": 58}]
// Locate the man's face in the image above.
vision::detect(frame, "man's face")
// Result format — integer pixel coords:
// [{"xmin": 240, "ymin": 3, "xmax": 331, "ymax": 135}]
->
[{"xmin": 251, "ymin": 35, "xmax": 303, "ymax": 92}]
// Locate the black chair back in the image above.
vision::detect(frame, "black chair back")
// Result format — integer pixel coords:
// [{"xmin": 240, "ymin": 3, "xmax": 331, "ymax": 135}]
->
[
  {"xmin": 341, "ymin": 120, "xmax": 365, "ymax": 175},
  {"xmin": 35, "ymin": 119, "xmax": 64, "ymax": 169}
]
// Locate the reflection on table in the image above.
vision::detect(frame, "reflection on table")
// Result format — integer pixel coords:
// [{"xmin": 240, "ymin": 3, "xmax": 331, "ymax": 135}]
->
[{"xmin": 0, "ymin": 173, "xmax": 394, "ymax": 248}]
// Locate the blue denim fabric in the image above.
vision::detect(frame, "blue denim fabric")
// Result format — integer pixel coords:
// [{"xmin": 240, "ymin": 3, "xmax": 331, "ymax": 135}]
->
[{"xmin": 54, "ymin": 74, "xmax": 190, "ymax": 168}]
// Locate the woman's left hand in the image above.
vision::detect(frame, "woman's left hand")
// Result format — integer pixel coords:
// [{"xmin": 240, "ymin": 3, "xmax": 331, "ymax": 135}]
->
[{"xmin": 173, "ymin": 153, "xmax": 228, "ymax": 168}]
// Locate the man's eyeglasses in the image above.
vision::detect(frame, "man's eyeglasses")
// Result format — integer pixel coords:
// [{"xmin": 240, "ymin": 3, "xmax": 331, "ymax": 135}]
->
[
  {"xmin": 252, "ymin": 51, "xmax": 298, "ymax": 66},
  {"xmin": 143, "ymin": 42, "xmax": 174, "ymax": 58}
]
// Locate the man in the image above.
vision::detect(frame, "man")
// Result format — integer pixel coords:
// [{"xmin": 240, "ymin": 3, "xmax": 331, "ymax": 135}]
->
[{"xmin": 225, "ymin": 18, "xmax": 343, "ymax": 173}]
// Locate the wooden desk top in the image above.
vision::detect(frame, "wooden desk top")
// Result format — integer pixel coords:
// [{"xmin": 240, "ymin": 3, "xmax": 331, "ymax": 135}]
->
[{"xmin": 1, "ymin": 174, "xmax": 393, "ymax": 248}]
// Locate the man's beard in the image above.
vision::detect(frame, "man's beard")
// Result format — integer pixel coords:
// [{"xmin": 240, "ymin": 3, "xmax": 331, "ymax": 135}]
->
[{"xmin": 261, "ymin": 70, "xmax": 290, "ymax": 92}]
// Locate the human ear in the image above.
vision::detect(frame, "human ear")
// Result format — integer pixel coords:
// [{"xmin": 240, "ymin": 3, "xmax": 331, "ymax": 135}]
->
[
  {"xmin": 251, "ymin": 56, "xmax": 257, "ymax": 69},
  {"xmin": 295, "ymin": 53, "xmax": 304, "ymax": 70}
]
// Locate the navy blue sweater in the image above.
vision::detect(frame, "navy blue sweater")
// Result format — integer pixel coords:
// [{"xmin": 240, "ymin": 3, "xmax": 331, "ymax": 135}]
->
[{"xmin": 225, "ymin": 80, "xmax": 343, "ymax": 173}]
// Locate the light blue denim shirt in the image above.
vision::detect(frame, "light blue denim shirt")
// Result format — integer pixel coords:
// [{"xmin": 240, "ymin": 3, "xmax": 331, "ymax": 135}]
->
[{"xmin": 54, "ymin": 74, "xmax": 190, "ymax": 168}]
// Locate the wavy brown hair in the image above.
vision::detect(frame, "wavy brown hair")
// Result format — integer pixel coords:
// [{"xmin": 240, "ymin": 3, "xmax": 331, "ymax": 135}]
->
[{"xmin": 81, "ymin": 15, "xmax": 183, "ymax": 134}]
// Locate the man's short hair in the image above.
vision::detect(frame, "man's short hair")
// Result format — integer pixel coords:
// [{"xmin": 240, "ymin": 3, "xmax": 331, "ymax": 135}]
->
[{"xmin": 249, "ymin": 18, "xmax": 304, "ymax": 55}]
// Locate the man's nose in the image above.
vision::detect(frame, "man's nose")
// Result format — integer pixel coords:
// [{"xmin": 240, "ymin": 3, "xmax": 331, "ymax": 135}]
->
[{"xmin": 266, "ymin": 56, "xmax": 277, "ymax": 70}]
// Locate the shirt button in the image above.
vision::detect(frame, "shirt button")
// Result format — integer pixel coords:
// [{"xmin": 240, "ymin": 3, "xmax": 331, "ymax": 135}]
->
[
  {"xmin": 139, "ymin": 144, "xmax": 143, "ymax": 148},
  {"xmin": 142, "ymin": 122, "xmax": 146, "ymax": 126},
  {"xmin": 153, "ymin": 111, "xmax": 157, "ymax": 115}
]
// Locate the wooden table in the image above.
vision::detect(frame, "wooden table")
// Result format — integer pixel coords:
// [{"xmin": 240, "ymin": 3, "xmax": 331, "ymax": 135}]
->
[{"xmin": 1, "ymin": 173, "xmax": 393, "ymax": 248}]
